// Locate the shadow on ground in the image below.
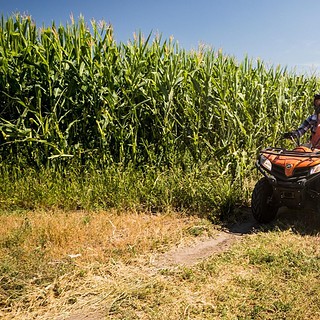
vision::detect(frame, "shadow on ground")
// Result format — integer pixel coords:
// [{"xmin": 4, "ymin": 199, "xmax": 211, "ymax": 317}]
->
[
  {"xmin": 269, "ymin": 207, "xmax": 320, "ymax": 235},
  {"xmin": 224, "ymin": 206, "xmax": 320, "ymax": 237}
]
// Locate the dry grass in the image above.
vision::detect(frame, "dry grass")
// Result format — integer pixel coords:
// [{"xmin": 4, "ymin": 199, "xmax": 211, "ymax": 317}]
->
[
  {"xmin": 0, "ymin": 209, "xmax": 319, "ymax": 319},
  {"xmin": 0, "ymin": 209, "xmax": 213, "ymax": 262},
  {"xmin": 0, "ymin": 209, "xmax": 217, "ymax": 319}
]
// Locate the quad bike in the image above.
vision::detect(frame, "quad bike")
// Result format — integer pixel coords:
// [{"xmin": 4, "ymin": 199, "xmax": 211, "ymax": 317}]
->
[{"xmin": 252, "ymin": 136, "xmax": 320, "ymax": 223}]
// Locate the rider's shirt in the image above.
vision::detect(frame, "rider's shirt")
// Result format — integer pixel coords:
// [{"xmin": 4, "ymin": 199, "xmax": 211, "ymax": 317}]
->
[
  {"xmin": 294, "ymin": 113, "xmax": 320, "ymax": 148},
  {"xmin": 311, "ymin": 117, "xmax": 320, "ymax": 148},
  {"xmin": 295, "ymin": 113, "xmax": 318, "ymax": 140}
]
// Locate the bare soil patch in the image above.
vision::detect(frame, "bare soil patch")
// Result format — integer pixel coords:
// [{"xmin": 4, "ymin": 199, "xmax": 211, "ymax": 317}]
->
[{"xmin": 153, "ymin": 210, "xmax": 258, "ymax": 268}]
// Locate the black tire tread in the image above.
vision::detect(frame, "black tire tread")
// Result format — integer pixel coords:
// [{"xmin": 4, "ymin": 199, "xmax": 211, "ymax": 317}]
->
[{"xmin": 251, "ymin": 178, "xmax": 278, "ymax": 223}]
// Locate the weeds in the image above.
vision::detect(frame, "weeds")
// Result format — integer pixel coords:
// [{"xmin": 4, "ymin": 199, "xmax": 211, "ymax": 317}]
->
[{"xmin": 0, "ymin": 162, "xmax": 250, "ymax": 218}]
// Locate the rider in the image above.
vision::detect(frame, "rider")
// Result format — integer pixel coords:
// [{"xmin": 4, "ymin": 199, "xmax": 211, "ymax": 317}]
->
[{"xmin": 284, "ymin": 94, "xmax": 320, "ymax": 149}]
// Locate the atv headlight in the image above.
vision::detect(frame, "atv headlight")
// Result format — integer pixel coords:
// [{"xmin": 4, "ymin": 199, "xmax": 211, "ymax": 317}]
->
[
  {"xmin": 260, "ymin": 155, "xmax": 272, "ymax": 171},
  {"xmin": 310, "ymin": 164, "xmax": 320, "ymax": 175}
]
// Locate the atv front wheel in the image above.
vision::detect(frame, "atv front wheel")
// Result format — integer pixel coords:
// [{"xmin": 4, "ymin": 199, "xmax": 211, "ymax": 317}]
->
[{"xmin": 251, "ymin": 178, "xmax": 278, "ymax": 223}]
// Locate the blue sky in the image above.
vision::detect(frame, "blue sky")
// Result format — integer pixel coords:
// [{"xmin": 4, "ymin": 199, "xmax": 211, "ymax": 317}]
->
[{"xmin": 2, "ymin": 0, "xmax": 320, "ymax": 74}]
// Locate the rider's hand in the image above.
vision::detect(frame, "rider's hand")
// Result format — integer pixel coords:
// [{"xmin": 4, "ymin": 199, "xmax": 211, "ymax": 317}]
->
[
  {"xmin": 283, "ymin": 132, "xmax": 293, "ymax": 139},
  {"xmin": 283, "ymin": 131, "xmax": 298, "ymax": 139}
]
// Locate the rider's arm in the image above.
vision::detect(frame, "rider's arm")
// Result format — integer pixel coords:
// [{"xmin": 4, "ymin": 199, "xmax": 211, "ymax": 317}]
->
[{"xmin": 295, "ymin": 114, "xmax": 317, "ymax": 137}]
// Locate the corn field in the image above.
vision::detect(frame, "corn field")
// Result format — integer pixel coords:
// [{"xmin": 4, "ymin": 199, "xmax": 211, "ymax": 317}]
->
[
  {"xmin": 0, "ymin": 14, "xmax": 319, "ymax": 213},
  {"xmin": 1, "ymin": 14, "xmax": 318, "ymax": 169}
]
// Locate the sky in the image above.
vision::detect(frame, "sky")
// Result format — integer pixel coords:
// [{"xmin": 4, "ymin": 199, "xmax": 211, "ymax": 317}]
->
[{"xmin": 2, "ymin": 0, "xmax": 320, "ymax": 75}]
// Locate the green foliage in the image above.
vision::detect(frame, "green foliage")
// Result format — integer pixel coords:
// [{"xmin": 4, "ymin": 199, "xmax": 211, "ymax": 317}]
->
[
  {"xmin": 0, "ymin": 14, "xmax": 319, "ymax": 216},
  {"xmin": 1, "ymin": 14, "xmax": 318, "ymax": 169},
  {"xmin": 0, "ymin": 162, "xmax": 249, "ymax": 218}
]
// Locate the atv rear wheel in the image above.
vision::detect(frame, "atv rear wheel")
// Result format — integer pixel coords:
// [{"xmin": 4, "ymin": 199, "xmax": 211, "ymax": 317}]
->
[{"xmin": 251, "ymin": 178, "xmax": 278, "ymax": 223}]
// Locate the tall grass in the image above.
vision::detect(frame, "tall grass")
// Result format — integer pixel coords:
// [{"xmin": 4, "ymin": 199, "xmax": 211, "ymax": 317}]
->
[{"xmin": 0, "ymin": 14, "xmax": 319, "ymax": 214}]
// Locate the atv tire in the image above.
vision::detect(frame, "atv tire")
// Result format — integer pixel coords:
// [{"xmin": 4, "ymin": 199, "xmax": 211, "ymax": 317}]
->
[{"xmin": 251, "ymin": 178, "xmax": 278, "ymax": 223}]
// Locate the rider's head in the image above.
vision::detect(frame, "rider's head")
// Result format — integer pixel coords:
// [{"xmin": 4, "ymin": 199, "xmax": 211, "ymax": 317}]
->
[{"xmin": 314, "ymin": 94, "xmax": 320, "ymax": 114}]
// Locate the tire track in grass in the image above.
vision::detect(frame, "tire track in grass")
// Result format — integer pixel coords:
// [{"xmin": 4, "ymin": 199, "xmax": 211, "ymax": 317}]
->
[{"xmin": 152, "ymin": 211, "xmax": 258, "ymax": 268}]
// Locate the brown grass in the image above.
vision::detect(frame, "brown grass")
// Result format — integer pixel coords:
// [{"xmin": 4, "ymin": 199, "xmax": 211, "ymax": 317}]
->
[
  {"xmin": 0, "ymin": 209, "xmax": 217, "ymax": 319},
  {"xmin": 0, "ymin": 209, "xmax": 212, "ymax": 262},
  {"xmin": 0, "ymin": 209, "xmax": 319, "ymax": 319}
]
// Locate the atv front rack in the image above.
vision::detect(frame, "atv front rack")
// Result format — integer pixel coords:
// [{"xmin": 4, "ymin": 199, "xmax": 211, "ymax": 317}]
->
[{"xmin": 261, "ymin": 147, "xmax": 320, "ymax": 158}]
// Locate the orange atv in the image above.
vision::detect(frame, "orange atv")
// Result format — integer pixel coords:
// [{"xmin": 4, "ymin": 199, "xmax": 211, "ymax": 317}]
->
[{"xmin": 252, "ymin": 136, "xmax": 320, "ymax": 223}]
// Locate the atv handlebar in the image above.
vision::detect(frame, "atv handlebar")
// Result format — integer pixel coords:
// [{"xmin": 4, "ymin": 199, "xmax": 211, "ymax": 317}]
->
[{"xmin": 282, "ymin": 132, "xmax": 300, "ymax": 146}]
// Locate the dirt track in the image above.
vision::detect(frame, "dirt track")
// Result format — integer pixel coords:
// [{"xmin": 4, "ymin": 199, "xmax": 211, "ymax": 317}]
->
[
  {"xmin": 63, "ymin": 211, "xmax": 258, "ymax": 320},
  {"xmin": 153, "ymin": 206, "xmax": 320, "ymax": 268},
  {"xmin": 153, "ymin": 210, "xmax": 258, "ymax": 268}
]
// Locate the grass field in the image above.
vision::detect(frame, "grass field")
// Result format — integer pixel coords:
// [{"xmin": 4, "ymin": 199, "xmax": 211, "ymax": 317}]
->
[{"xmin": 0, "ymin": 208, "xmax": 319, "ymax": 319}]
